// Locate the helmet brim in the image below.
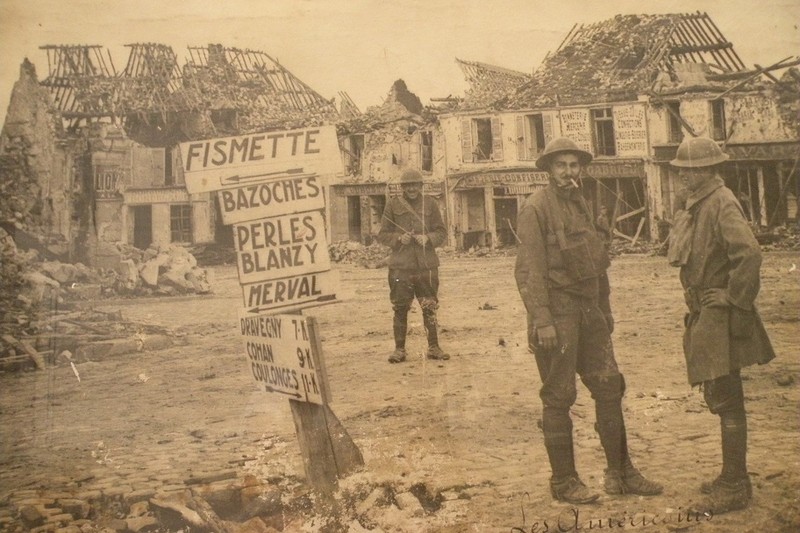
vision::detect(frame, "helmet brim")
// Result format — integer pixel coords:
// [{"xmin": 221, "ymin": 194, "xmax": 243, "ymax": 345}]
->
[
  {"xmin": 669, "ymin": 153, "xmax": 729, "ymax": 168},
  {"xmin": 536, "ymin": 150, "xmax": 593, "ymax": 171}
]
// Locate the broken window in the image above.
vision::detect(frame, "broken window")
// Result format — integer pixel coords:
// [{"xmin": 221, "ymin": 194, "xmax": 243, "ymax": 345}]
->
[
  {"xmin": 461, "ymin": 117, "xmax": 503, "ymax": 163},
  {"xmin": 420, "ymin": 131, "xmax": 433, "ymax": 172},
  {"xmin": 592, "ymin": 108, "xmax": 616, "ymax": 156},
  {"xmin": 342, "ymin": 134, "xmax": 364, "ymax": 175},
  {"xmin": 170, "ymin": 204, "xmax": 192, "ymax": 243},
  {"xmin": 711, "ymin": 99, "xmax": 726, "ymax": 141},
  {"xmin": 667, "ymin": 101, "xmax": 684, "ymax": 144},
  {"xmin": 515, "ymin": 113, "xmax": 548, "ymax": 160}
]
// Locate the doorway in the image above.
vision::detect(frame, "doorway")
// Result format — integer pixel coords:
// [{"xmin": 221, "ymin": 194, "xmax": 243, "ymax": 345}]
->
[{"xmin": 132, "ymin": 205, "xmax": 152, "ymax": 250}]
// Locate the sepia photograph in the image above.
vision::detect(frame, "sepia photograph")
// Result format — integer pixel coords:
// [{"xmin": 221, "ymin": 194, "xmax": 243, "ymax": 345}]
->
[{"xmin": 0, "ymin": 1, "xmax": 798, "ymax": 531}]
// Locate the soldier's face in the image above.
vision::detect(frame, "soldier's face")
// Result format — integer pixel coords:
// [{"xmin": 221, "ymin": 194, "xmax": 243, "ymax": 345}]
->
[
  {"xmin": 680, "ymin": 167, "xmax": 714, "ymax": 192},
  {"xmin": 549, "ymin": 153, "xmax": 582, "ymax": 188},
  {"xmin": 402, "ymin": 182, "xmax": 422, "ymax": 199}
]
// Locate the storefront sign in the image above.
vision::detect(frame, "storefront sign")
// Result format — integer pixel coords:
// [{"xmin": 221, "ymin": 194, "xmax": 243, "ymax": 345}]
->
[
  {"xmin": 234, "ymin": 211, "xmax": 330, "ymax": 285},
  {"xmin": 123, "ymin": 187, "xmax": 191, "ymax": 205},
  {"xmin": 238, "ymin": 311, "xmax": 327, "ymax": 404},
  {"xmin": 181, "ymin": 126, "xmax": 341, "ymax": 194},
  {"xmin": 387, "ymin": 181, "xmax": 444, "ymax": 195},
  {"xmin": 455, "ymin": 171, "xmax": 550, "ymax": 189},
  {"xmin": 335, "ymin": 183, "xmax": 388, "ymax": 196},
  {"xmin": 560, "ymin": 109, "xmax": 592, "ymax": 153},
  {"xmin": 613, "ymin": 105, "xmax": 648, "ymax": 156},
  {"xmin": 586, "ymin": 161, "xmax": 645, "ymax": 178},
  {"xmin": 94, "ymin": 166, "xmax": 124, "ymax": 199},
  {"xmin": 725, "ymin": 143, "xmax": 800, "ymax": 161},
  {"xmin": 219, "ymin": 175, "xmax": 324, "ymax": 225}
]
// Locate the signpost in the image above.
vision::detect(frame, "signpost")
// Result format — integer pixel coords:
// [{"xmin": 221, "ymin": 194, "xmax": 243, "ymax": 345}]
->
[{"xmin": 182, "ymin": 125, "xmax": 362, "ymax": 495}]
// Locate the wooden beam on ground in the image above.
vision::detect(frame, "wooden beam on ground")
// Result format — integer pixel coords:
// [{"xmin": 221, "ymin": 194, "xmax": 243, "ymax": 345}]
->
[
  {"xmin": 613, "ymin": 229, "xmax": 636, "ymax": 242},
  {"xmin": 631, "ymin": 217, "xmax": 647, "ymax": 245},
  {"xmin": 615, "ymin": 206, "xmax": 646, "ymax": 222},
  {"xmin": 2, "ymin": 335, "xmax": 47, "ymax": 370}
]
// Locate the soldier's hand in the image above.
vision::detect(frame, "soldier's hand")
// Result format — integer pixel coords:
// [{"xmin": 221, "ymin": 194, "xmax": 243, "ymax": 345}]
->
[
  {"xmin": 604, "ymin": 313, "xmax": 614, "ymax": 334},
  {"xmin": 701, "ymin": 288, "xmax": 729, "ymax": 308},
  {"xmin": 414, "ymin": 234, "xmax": 429, "ymax": 246},
  {"xmin": 399, "ymin": 233, "xmax": 412, "ymax": 245},
  {"xmin": 536, "ymin": 325, "xmax": 558, "ymax": 350}
]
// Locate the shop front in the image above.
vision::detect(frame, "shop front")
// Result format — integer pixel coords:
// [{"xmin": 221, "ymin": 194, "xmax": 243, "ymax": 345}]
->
[
  {"xmin": 583, "ymin": 160, "xmax": 648, "ymax": 241},
  {"xmin": 447, "ymin": 170, "xmax": 549, "ymax": 249},
  {"xmin": 329, "ymin": 181, "xmax": 447, "ymax": 245},
  {"xmin": 654, "ymin": 141, "xmax": 799, "ymax": 228}
]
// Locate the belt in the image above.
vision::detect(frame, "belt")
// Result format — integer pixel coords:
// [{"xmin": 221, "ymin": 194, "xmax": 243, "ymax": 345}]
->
[{"xmin": 684, "ymin": 287, "xmax": 702, "ymax": 314}]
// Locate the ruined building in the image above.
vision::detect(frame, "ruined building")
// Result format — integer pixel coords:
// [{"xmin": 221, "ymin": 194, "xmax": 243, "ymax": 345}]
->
[
  {"xmin": 330, "ymin": 80, "xmax": 446, "ymax": 244},
  {"xmin": 1, "ymin": 43, "xmax": 338, "ymax": 268},
  {"xmin": 440, "ymin": 12, "xmax": 800, "ymax": 246}
]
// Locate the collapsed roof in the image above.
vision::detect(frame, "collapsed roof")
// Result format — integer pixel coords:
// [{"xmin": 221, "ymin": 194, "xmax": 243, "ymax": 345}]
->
[
  {"xmin": 456, "ymin": 58, "xmax": 532, "ymax": 110},
  {"xmin": 38, "ymin": 43, "xmax": 338, "ymax": 137},
  {"xmin": 501, "ymin": 12, "xmax": 791, "ymax": 109}
]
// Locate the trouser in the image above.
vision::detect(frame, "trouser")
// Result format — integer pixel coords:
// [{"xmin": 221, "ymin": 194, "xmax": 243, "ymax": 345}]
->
[
  {"xmin": 529, "ymin": 291, "xmax": 627, "ymax": 480},
  {"xmin": 389, "ymin": 268, "xmax": 440, "ymax": 349},
  {"xmin": 704, "ymin": 370, "xmax": 748, "ymax": 481}
]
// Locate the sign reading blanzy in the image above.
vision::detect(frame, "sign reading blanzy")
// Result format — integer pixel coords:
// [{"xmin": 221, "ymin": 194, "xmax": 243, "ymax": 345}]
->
[
  {"xmin": 239, "ymin": 311, "xmax": 327, "ymax": 404},
  {"xmin": 234, "ymin": 211, "xmax": 330, "ymax": 285},
  {"xmin": 181, "ymin": 126, "xmax": 341, "ymax": 194}
]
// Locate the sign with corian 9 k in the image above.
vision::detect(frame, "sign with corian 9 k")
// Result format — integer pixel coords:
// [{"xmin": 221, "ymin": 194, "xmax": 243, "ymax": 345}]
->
[{"xmin": 180, "ymin": 125, "xmax": 341, "ymax": 195}]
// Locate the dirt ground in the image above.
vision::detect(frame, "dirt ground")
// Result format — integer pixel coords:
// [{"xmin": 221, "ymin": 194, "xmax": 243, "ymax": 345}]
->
[{"xmin": 1, "ymin": 251, "xmax": 799, "ymax": 532}]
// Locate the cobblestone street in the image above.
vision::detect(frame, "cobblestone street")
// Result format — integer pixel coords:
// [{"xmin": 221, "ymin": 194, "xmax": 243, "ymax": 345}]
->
[{"xmin": 1, "ymin": 252, "xmax": 798, "ymax": 532}]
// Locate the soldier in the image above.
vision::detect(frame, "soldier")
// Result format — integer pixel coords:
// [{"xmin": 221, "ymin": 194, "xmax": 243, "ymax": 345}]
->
[
  {"xmin": 377, "ymin": 168, "xmax": 449, "ymax": 363},
  {"xmin": 668, "ymin": 136, "xmax": 775, "ymax": 515},
  {"xmin": 515, "ymin": 137, "xmax": 662, "ymax": 504}
]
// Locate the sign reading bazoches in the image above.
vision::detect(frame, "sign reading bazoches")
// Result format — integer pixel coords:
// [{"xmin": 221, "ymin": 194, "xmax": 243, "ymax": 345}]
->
[{"xmin": 180, "ymin": 126, "xmax": 340, "ymax": 195}]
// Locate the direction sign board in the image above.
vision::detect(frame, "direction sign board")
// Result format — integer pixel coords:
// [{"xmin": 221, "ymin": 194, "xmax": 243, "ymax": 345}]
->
[
  {"xmin": 234, "ymin": 211, "xmax": 331, "ymax": 285},
  {"xmin": 181, "ymin": 125, "xmax": 341, "ymax": 195},
  {"xmin": 241, "ymin": 270, "xmax": 339, "ymax": 314},
  {"xmin": 218, "ymin": 173, "xmax": 325, "ymax": 225},
  {"xmin": 239, "ymin": 311, "xmax": 328, "ymax": 404}
]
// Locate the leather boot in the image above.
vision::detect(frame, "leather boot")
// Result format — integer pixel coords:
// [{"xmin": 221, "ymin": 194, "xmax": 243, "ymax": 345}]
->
[{"xmin": 543, "ymin": 408, "xmax": 599, "ymax": 503}]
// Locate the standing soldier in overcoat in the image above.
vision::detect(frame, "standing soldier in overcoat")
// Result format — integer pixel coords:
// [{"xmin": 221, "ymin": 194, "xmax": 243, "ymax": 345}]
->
[
  {"xmin": 668, "ymin": 136, "xmax": 775, "ymax": 515},
  {"xmin": 377, "ymin": 168, "xmax": 449, "ymax": 363},
  {"xmin": 515, "ymin": 137, "xmax": 662, "ymax": 504}
]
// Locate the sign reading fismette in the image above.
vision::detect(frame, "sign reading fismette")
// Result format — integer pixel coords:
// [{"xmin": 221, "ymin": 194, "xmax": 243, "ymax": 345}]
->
[
  {"xmin": 234, "ymin": 211, "xmax": 330, "ymax": 285},
  {"xmin": 239, "ymin": 311, "xmax": 327, "ymax": 404},
  {"xmin": 180, "ymin": 125, "xmax": 341, "ymax": 194}
]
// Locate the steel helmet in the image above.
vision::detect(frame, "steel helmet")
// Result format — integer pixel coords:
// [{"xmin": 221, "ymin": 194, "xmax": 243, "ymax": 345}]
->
[
  {"xmin": 536, "ymin": 137, "xmax": 594, "ymax": 171},
  {"xmin": 399, "ymin": 168, "xmax": 423, "ymax": 184},
  {"xmin": 670, "ymin": 136, "xmax": 729, "ymax": 168}
]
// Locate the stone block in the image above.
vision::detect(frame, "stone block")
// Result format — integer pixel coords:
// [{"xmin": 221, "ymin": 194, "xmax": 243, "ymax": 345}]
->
[
  {"xmin": 356, "ymin": 486, "xmax": 388, "ymax": 516},
  {"xmin": 394, "ymin": 492, "xmax": 424, "ymax": 517},
  {"xmin": 126, "ymin": 515, "xmax": 158, "ymax": 532},
  {"xmin": 138, "ymin": 261, "xmax": 160, "ymax": 287},
  {"xmin": 141, "ymin": 335, "xmax": 173, "ymax": 352},
  {"xmin": 19, "ymin": 505, "xmax": 46, "ymax": 528},
  {"xmin": 57, "ymin": 499, "xmax": 90, "ymax": 519}
]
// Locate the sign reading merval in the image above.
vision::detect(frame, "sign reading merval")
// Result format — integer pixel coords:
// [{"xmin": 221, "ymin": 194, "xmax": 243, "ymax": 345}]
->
[{"xmin": 180, "ymin": 125, "xmax": 340, "ymax": 195}]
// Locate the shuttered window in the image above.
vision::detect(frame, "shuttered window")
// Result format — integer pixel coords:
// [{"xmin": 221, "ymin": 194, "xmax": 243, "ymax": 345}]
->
[{"xmin": 461, "ymin": 117, "xmax": 503, "ymax": 162}]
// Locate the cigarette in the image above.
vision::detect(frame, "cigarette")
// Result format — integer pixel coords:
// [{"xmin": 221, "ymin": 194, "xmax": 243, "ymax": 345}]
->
[{"xmin": 570, "ymin": 179, "xmax": 579, "ymax": 188}]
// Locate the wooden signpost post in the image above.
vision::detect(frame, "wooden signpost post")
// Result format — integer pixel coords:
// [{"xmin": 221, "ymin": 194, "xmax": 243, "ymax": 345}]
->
[{"xmin": 181, "ymin": 126, "xmax": 363, "ymax": 494}]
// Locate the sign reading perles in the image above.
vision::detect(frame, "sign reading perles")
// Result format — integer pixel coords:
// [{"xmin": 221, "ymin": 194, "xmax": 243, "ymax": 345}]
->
[
  {"xmin": 180, "ymin": 125, "xmax": 341, "ymax": 194},
  {"xmin": 234, "ymin": 211, "xmax": 331, "ymax": 285},
  {"xmin": 239, "ymin": 311, "xmax": 329, "ymax": 404}
]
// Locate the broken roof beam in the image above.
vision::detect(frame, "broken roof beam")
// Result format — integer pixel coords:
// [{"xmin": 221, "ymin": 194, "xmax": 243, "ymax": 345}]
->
[{"xmin": 690, "ymin": 12, "xmax": 746, "ymax": 71}]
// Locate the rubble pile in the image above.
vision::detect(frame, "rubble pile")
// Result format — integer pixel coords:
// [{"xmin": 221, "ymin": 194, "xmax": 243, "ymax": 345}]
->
[
  {"xmin": 0, "ymin": 470, "xmax": 463, "ymax": 533},
  {"xmin": 106, "ymin": 242, "xmax": 213, "ymax": 297},
  {"xmin": 756, "ymin": 224, "xmax": 800, "ymax": 251},
  {"xmin": 328, "ymin": 241, "xmax": 390, "ymax": 269}
]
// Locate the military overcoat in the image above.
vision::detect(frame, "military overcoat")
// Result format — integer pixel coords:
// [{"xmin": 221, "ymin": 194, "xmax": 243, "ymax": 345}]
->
[{"xmin": 675, "ymin": 176, "xmax": 775, "ymax": 385}]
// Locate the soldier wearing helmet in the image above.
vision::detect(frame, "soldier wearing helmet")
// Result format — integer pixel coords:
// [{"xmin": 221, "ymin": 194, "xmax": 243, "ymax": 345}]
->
[
  {"xmin": 514, "ymin": 137, "xmax": 662, "ymax": 504},
  {"xmin": 377, "ymin": 168, "xmax": 449, "ymax": 363},
  {"xmin": 668, "ymin": 135, "xmax": 775, "ymax": 515}
]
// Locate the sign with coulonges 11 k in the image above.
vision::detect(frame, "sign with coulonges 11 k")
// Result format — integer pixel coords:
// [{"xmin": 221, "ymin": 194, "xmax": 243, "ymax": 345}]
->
[
  {"xmin": 239, "ymin": 311, "xmax": 327, "ymax": 404},
  {"xmin": 234, "ymin": 210, "xmax": 331, "ymax": 285},
  {"xmin": 181, "ymin": 125, "xmax": 341, "ymax": 195},
  {"xmin": 218, "ymin": 173, "xmax": 324, "ymax": 225}
]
